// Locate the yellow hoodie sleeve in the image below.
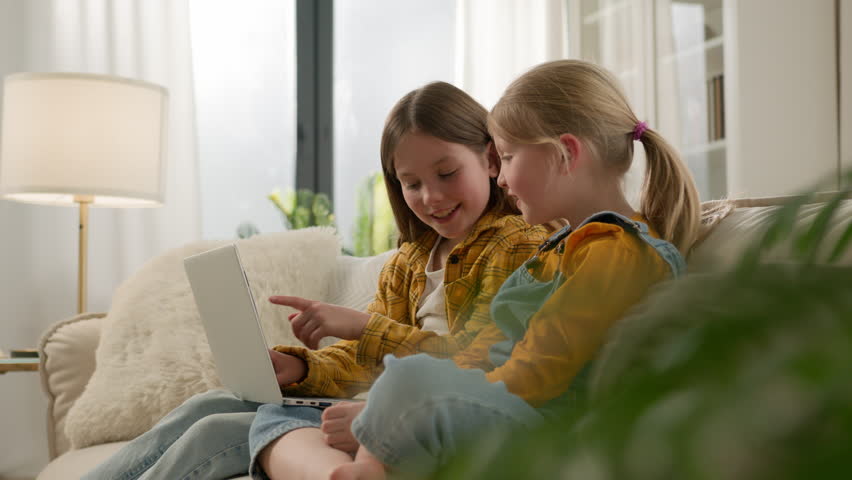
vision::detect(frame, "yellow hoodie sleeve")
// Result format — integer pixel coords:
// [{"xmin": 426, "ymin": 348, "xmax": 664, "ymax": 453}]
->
[
  {"xmin": 484, "ymin": 229, "xmax": 670, "ymax": 406},
  {"xmin": 451, "ymin": 323, "xmax": 507, "ymax": 371}
]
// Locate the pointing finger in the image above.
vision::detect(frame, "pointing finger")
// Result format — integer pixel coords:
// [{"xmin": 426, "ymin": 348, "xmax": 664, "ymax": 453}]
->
[{"xmin": 269, "ymin": 295, "xmax": 313, "ymax": 310}]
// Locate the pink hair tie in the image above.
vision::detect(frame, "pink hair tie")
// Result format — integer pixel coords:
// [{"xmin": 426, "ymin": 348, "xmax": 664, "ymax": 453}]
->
[{"xmin": 633, "ymin": 121, "xmax": 648, "ymax": 141}]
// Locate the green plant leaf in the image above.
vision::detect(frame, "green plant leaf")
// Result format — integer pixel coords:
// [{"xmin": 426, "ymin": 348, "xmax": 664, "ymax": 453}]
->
[
  {"xmin": 353, "ymin": 173, "xmax": 376, "ymax": 256},
  {"xmin": 268, "ymin": 189, "xmax": 287, "ymax": 215},
  {"xmin": 738, "ymin": 193, "xmax": 814, "ymax": 273},
  {"xmin": 236, "ymin": 221, "xmax": 260, "ymax": 239},
  {"xmin": 349, "ymin": 172, "xmax": 397, "ymax": 256},
  {"xmin": 828, "ymin": 221, "xmax": 852, "ymax": 263},
  {"xmin": 292, "ymin": 205, "xmax": 311, "ymax": 229},
  {"xmin": 312, "ymin": 193, "xmax": 334, "ymax": 226},
  {"xmin": 284, "ymin": 189, "xmax": 296, "ymax": 215},
  {"xmin": 268, "ymin": 189, "xmax": 293, "ymax": 229},
  {"xmin": 296, "ymin": 189, "xmax": 314, "ymax": 208},
  {"xmin": 371, "ymin": 173, "xmax": 396, "ymax": 254},
  {"xmin": 794, "ymin": 193, "xmax": 845, "ymax": 263}
]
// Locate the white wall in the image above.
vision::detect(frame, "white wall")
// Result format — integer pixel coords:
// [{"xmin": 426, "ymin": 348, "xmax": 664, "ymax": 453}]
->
[{"xmin": 725, "ymin": 0, "xmax": 839, "ymax": 197}]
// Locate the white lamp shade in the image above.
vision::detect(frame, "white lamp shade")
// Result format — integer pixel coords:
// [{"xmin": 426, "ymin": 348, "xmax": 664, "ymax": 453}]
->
[{"xmin": 0, "ymin": 72, "xmax": 168, "ymax": 207}]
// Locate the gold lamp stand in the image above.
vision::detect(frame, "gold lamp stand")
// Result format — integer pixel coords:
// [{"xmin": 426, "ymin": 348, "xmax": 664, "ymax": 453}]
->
[{"xmin": 76, "ymin": 195, "xmax": 92, "ymax": 314}]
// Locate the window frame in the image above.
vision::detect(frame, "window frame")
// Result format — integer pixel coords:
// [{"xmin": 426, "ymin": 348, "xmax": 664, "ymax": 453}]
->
[{"xmin": 295, "ymin": 0, "xmax": 334, "ymax": 201}]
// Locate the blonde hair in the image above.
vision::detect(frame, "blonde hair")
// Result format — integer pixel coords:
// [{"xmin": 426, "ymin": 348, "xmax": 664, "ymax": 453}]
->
[
  {"xmin": 489, "ymin": 60, "xmax": 700, "ymax": 253},
  {"xmin": 381, "ymin": 81, "xmax": 518, "ymax": 245}
]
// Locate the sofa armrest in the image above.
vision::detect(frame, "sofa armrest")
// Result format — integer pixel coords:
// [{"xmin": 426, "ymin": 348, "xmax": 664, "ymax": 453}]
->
[{"xmin": 38, "ymin": 313, "xmax": 107, "ymax": 459}]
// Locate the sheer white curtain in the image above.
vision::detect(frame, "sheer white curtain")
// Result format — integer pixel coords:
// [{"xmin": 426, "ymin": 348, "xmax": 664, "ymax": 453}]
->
[
  {"xmin": 563, "ymin": 0, "xmax": 653, "ymax": 206},
  {"xmin": 0, "ymin": 1, "xmax": 198, "ymax": 476},
  {"xmin": 1, "ymin": 0, "xmax": 200, "ymax": 314},
  {"xmin": 42, "ymin": 0, "xmax": 202, "ymax": 295},
  {"xmin": 455, "ymin": 0, "xmax": 569, "ymax": 109},
  {"xmin": 189, "ymin": 0, "xmax": 297, "ymax": 240},
  {"xmin": 592, "ymin": 0, "xmax": 652, "ymax": 206}
]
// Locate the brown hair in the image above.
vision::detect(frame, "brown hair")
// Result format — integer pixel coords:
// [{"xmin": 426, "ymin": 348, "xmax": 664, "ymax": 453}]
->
[
  {"xmin": 381, "ymin": 81, "xmax": 518, "ymax": 245},
  {"xmin": 489, "ymin": 60, "xmax": 700, "ymax": 253}
]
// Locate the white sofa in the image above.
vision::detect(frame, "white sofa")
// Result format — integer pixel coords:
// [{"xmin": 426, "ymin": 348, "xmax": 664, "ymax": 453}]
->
[{"xmin": 35, "ymin": 195, "xmax": 852, "ymax": 480}]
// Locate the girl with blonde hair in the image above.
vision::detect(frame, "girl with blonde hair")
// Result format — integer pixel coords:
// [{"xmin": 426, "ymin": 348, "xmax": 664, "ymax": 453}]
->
[{"xmin": 328, "ymin": 59, "xmax": 701, "ymax": 479}]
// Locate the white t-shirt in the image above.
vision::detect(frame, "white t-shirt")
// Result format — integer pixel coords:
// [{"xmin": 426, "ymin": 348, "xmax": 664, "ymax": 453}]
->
[{"xmin": 416, "ymin": 239, "xmax": 450, "ymax": 336}]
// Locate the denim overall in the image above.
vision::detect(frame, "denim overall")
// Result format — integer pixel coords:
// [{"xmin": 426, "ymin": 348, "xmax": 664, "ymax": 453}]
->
[{"xmin": 487, "ymin": 211, "xmax": 686, "ymax": 415}]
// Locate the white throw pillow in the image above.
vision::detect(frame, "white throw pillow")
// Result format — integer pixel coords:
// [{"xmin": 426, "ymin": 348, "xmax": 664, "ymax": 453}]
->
[{"xmin": 65, "ymin": 227, "xmax": 341, "ymax": 449}]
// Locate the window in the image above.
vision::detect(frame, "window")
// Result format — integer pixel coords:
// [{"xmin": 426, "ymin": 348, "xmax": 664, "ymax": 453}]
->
[
  {"xmin": 332, "ymin": 0, "xmax": 457, "ymax": 250},
  {"xmin": 190, "ymin": 0, "xmax": 565, "ymax": 245},
  {"xmin": 189, "ymin": 0, "xmax": 297, "ymax": 239}
]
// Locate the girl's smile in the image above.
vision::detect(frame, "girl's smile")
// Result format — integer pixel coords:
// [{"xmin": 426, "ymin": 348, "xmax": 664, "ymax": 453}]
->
[{"xmin": 429, "ymin": 205, "xmax": 459, "ymax": 222}]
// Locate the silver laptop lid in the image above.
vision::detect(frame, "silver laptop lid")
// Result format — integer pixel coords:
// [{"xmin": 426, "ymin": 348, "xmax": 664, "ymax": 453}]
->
[{"xmin": 184, "ymin": 244, "xmax": 283, "ymax": 404}]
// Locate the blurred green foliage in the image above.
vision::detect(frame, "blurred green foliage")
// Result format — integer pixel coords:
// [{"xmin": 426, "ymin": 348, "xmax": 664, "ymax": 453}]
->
[
  {"xmin": 431, "ymin": 171, "xmax": 852, "ymax": 480},
  {"xmin": 353, "ymin": 172, "xmax": 397, "ymax": 257},
  {"xmin": 269, "ymin": 188, "xmax": 335, "ymax": 230},
  {"xmin": 234, "ymin": 177, "xmax": 397, "ymax": 257},
  {"xmin": 236, "ymin": 188, "xmax": 335, "ymax": 239}
]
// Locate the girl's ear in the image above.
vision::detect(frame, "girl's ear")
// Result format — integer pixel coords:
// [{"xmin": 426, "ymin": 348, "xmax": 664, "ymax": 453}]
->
[
  {"xmin": 486, "ymin": 141, "xmax": 500, "ymax": 178},
  {"xmin": 558, "ymin": 133, "xmax": 583, "ymax": 173}
]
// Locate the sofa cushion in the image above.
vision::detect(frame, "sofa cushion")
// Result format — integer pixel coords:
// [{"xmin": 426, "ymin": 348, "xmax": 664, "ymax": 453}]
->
[
  {"xmin": 36, "ymin": 441, "xmax": 252, "ymax": 480},
  {"xmin": 689, "ymin": 197, "xmax": 852, "ymax": 272},
  {"xmin": 36, "ymin": 442, "xmax": 129, "ymax": 480},
  {"xmin": 64, "ymin": 228, "xmax": 341, "ymax": 450},
  {"xmin": 325, "ymin": 249, "xmax": 395, "ymax": 309},
  {"xmin": 39, "ymin": 314, "xmax": 106, "ymax": 458}
]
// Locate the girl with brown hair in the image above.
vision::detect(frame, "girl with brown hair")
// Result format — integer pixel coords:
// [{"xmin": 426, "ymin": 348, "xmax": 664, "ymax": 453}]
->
[{"xmin": 249, "ymin": 81, "xmax": 546, "ymax": 479}]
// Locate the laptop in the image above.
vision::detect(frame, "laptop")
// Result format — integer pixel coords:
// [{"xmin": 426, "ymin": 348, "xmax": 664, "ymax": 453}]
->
[{"xmin": 184, "ymin": 244, "xmax": 350, "ymax": 408}]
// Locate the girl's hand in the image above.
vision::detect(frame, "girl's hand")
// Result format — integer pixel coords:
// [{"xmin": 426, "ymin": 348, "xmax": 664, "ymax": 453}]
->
[
  {"xmin": 320, "ymin": 401, "xmax": 366, "ymax": 453},
  {"xmin": 268, "ymin": 349, "xmax": 307, "ymax": 387},
  {"xmin": 269, "ymin": 296, "xmax": 371, "ymax": 349}
]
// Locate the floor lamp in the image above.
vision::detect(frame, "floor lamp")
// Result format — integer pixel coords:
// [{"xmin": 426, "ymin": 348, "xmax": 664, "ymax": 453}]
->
[{"xmin": 0, "ymin": 73, "xmax": 168, "ymax": 314}]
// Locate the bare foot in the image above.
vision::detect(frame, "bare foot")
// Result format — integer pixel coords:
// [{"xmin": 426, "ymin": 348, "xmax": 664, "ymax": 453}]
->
[
  {"xmin": 321, "ymin": 401, "xmax": 367, "ymax": 453},
  {"xmin": 329, "ymin": 460, "xmax": 386, "ymax": 480}
]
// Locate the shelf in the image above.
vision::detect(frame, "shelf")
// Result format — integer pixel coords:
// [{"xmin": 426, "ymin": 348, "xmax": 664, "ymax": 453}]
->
[
  {"xmin": 682, "ymin": 139, "xmax": 726, "ymax": 157},
  {"xmin": 583, "ymin": 0, "xmax": 631, "ymax": 25},
  {"xmin": 659, "ymin": 35, "xmax": 723, "ymax": 65}
]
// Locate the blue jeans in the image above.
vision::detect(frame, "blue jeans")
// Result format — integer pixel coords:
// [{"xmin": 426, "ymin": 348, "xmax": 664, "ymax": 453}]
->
[
  {"xmin": 81, "ymin": 388, "xmax": 325, "ymax": 480},
  {"xmin": 82, "ymin": 389, "xmax": 259, "ymax": 480},
  {"xmin": 248, "ymin": 404, "xmax": 324, "ymax": 479},
  {"xmin": 350, "ymin": 354, "xmax": 542, "ymax": 475}
]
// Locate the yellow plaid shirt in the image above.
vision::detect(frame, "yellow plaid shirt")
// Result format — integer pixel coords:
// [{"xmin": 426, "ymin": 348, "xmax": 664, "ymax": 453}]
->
[{"xmin": 274, "ymin": 210, "xmax": 547, "ymax": 398}]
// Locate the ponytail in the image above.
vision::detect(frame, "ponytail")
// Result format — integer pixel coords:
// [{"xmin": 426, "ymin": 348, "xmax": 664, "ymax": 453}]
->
[{"xmin": 638, "ymin": 129, "xmax": 700, "ymax": 253}]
